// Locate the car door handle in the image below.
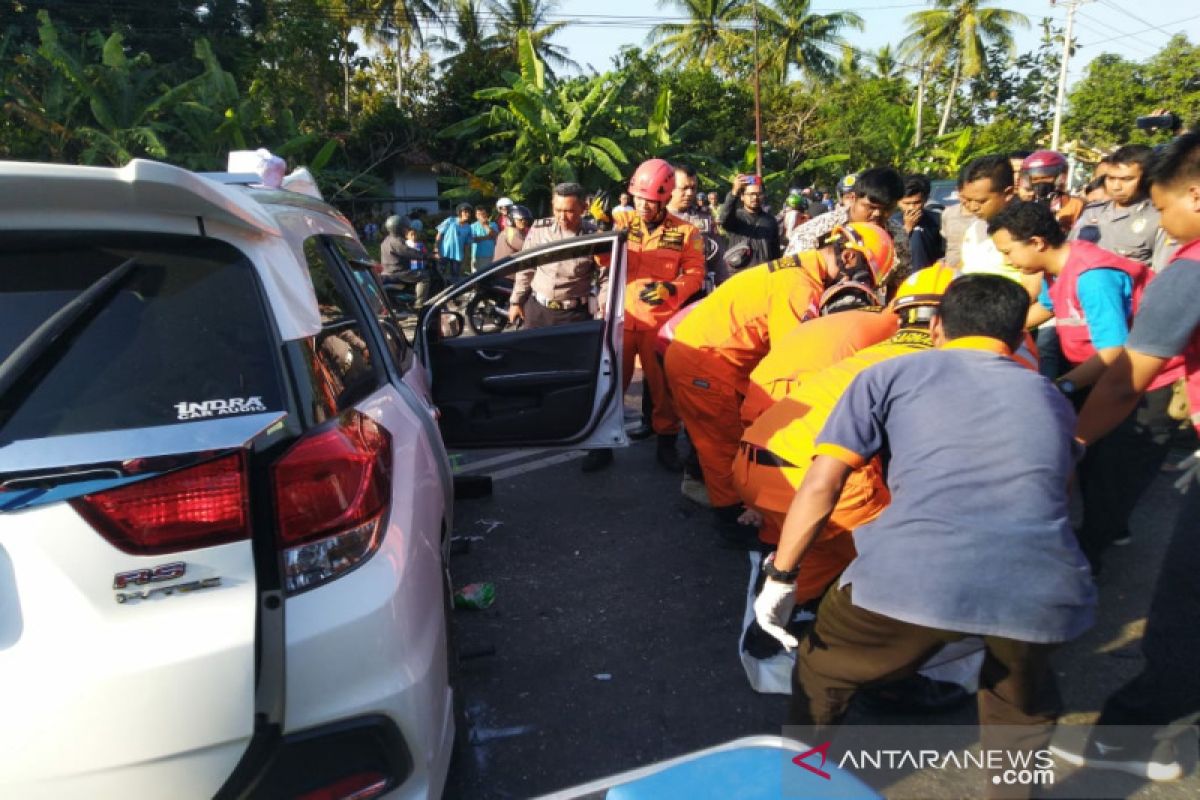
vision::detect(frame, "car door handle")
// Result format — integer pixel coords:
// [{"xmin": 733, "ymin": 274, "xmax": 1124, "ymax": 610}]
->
[{"xmin": 475, "ymin": 349, "xmax": 505, "ymax": 362}]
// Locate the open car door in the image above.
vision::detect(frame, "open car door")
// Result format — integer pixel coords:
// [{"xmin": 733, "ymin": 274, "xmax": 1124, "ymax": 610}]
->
[{"xmin": 415, "ymin": 230, "xmax": 627, "ymax": 450}]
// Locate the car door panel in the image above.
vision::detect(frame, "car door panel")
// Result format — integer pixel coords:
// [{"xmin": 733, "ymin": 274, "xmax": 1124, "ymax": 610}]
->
[{"xmin": 418, "ymin": 231, "xmax": 627, "ymax": 450}]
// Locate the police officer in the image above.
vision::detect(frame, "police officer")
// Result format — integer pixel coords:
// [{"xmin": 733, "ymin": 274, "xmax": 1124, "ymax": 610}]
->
[
  {"xmin": 1070, "ymin": 144, "xmax": 1176, "ymax": 271},
  {"xmin": 507, "ymin": 183, "xmax": 606, "ymax": 329}
]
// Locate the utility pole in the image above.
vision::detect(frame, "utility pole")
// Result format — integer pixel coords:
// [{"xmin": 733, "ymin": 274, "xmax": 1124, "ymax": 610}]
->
[
  {"xmin": 1050, "ymin": 0, "xmax": 1089, "ymax": 151},
  {"xmin": 751, "ymin": 0, "xmax": 764, "ymax": 176}
]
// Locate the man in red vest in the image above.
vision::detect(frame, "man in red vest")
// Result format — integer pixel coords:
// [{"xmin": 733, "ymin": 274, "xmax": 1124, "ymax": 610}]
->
[
  {"xmin": 988, "ymin": 201, "xmax": 1183, "ymax": 573},
  {"xmin": 1050, "ymin": 129, "xmax": 1200, "ymax": 784}
]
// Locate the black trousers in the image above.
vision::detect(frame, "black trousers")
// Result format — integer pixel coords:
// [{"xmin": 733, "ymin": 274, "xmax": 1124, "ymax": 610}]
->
[
  {"xmin": 1098, "ymin": 483, "xmax": 1200, "ymax": 730},
  {"xmin": 1075, "ymin": 385, "xmax": 1173, "ymax": 568},
  {"xmin": 524, "ymin": 299, "xmax": 590, "ymax": 329}
]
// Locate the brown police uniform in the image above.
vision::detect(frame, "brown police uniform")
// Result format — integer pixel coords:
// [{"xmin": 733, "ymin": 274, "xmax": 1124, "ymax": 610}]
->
[{"xmin": 509, "ymin": 217, "xmax": 605, "ymax": 327}]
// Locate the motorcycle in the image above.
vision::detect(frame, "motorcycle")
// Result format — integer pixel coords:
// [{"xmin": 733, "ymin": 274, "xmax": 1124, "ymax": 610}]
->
[{"xmin": 463, "ymin": 276, "xmax": 518, "ymax": 335}]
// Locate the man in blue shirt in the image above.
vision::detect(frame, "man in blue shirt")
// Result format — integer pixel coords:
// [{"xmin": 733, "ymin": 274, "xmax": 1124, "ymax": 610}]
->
[
  {"xmin": 470, "ymin": 206, "xmax": 499, "ymax": 272},
  {"xmin": 435, "ymin": 203, "xmax": 475, "ymax": 278},
  {"xmin": 755, "ymin": 274, "xmax": 1095, "ymax": 789},
  {"xmin": 988, "ymin": 201, "xmax": 1178, "ymax": 572}
]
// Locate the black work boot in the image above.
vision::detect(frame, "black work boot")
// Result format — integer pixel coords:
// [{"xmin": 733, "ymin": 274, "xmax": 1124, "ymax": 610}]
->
[
  {"xmin": 628, "ymin": 421, "xmax": 654, "ymax": 440},
  {"xmin": 656, "ymin": 434, "xmax": 683, "ymax": 472},
  {"xmin": 580, "ymin": 448, "xmax": 614, "ymax": 472}
]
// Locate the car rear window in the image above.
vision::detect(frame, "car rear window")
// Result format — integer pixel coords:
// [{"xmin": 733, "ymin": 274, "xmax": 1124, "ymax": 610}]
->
[{"xmin": 0, "ymin": 232, "xmax": 284, "ymax": 443}]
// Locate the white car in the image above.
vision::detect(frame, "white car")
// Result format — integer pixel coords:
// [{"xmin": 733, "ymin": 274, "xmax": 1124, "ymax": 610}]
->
[{"xmin": 0, "ymin": 160, "xmax": 628, "ymax": 799}]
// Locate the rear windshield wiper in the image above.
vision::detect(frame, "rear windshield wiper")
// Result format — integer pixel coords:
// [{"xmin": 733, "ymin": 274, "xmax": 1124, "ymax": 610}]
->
[{"xmin": 0, "ymin": 257, "xmax": 137, "ymax": 429}]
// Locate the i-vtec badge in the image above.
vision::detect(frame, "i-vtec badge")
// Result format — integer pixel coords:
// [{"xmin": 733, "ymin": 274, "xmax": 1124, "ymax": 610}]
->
[
  {"xmin": 113, "ymin": 562, "xmax": 222, "ymax": 604},
  {"xmin": 174, "ymin": 396, "xmax": 267, "ymax": 420}
]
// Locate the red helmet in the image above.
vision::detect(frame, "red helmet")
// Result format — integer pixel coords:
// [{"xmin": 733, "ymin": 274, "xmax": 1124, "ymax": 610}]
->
[
  {"xmin": 628, "ymin": 159, "xmax": 675, "ymax": 201},
  {"xmin": 1020, "ymin": 150, "xmax": 1068, "ymax": 182}
]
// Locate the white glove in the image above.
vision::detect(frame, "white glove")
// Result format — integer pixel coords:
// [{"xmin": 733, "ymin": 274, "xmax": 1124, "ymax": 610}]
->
[
  {"xmin": 1173, "ymin": 449, "xmax": 1200, "ymax": 494},
  {"xmin": 754, "ymin": 572, "xmax": 799, "ymax": 651}
]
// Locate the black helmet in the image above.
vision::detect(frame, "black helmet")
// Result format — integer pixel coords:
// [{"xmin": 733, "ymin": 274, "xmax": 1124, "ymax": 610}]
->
[
  {"xmin": 511, "ymin": 204, "xmax": 533, "ymax": 222},
  {"xmin": 384, "ymin": 214, "xmax": 404, "ymax": 234}
]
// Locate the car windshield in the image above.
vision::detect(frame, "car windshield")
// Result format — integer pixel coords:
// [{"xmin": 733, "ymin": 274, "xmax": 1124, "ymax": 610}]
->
[{"xmin": 0, "ymin": 232, "xmax": 284, "ymax": 444}]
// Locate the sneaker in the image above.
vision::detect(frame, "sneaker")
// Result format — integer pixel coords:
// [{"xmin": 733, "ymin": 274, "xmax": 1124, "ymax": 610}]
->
[
  {"xmin": 580, "ymin": 448, "xmax": 614, "ymax": 472},
  {"xmin": 680, "ymin": 475, "xmax": 711, "ymax": 507},
  {"xmin": 1050, "ymin": 734, "xmax": 1184, "ymax": 782}
]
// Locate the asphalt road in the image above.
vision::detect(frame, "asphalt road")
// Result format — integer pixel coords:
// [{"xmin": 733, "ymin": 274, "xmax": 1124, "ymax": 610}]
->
[{"xmin": 441, "ymin": 378, "xmax": 1200, "ymax": 800}]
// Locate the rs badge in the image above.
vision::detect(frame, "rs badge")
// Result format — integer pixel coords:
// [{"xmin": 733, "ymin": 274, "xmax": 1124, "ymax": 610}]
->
[{"xmin": 113, "ymin": 562, "xmax": 187, "ymax": 589}]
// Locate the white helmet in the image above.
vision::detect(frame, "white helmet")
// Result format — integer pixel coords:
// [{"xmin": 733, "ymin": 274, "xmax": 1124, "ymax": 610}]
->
[{"xmin": 496, "ymin": 197, "xmax": 514, "ymax": 211}]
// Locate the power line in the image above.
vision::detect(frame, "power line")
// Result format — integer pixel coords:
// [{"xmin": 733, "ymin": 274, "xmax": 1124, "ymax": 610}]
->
[
  {"xmin": 1075, "ymin": 10, "xmax": 1200, "ymax": 49},
  {"xmin": 1095, "ymin": 0, "xmax": 1188, "ymax": 40}
]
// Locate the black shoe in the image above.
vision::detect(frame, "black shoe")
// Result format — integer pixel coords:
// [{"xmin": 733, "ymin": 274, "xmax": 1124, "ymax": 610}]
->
[
  {"xmin": 580, "ymin": 448, "xmax": 614, "ymax": 472},
  {"xmin": 656, "ymin": 434, "xmax": 683, "ymax": 472},
  {"xmin": 628, "ymin": 422, "xmax": 654, "ymax": 440},
  {"xmin": 857, "ymin": 674, "xmax": 972, "ymax": 715}
]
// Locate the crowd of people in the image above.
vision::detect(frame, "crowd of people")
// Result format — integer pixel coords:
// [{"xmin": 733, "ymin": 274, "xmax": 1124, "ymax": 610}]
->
[{"xmin": 377, "ymin": 123, "xmax": 1200, "ymax": 794}]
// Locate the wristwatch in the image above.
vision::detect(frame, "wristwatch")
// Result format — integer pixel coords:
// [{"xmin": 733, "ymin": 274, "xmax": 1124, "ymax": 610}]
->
[{"xmin": 762, "ymin": 554, "xmax": 800, "ymax": 583}]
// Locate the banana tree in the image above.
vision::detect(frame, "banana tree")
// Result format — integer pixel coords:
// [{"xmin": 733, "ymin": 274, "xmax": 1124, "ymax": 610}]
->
[{"xmin": 439, "ymin": 30, "xmax": 631, "ymax": 209}]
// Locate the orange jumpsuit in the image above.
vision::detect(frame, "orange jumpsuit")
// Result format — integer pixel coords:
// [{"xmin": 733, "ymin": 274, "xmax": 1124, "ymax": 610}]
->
[
  {"xmin": 732, "ymin": 329, "xmax": 934, "ymax": 601},
  {"xmin": 664, "ymin": 251, "xmax": 828, "ymax": 507},
  {"xmin": 740, "ymin": 309, "xmax": 899, "ymax": 426},
  {"xmin": 613, "ymin": 209, "xmax": 706, "ymax": 435}
]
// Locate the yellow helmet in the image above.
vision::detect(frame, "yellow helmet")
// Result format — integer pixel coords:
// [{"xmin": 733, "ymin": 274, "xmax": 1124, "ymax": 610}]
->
[
  {"xmin": 825, "ymin": 222, "xmax": 895, "ymax": 287},
  {"xmin": 891, "ymin": 263, "xmax": 957, "ymax": 323}
]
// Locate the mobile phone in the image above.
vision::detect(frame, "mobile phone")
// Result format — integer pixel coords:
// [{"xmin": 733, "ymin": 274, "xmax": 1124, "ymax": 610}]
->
[
  {"xmin": 743, "ymin": 174, "xmax": 760, "ymax": 186},
  {"xmin": 1135, "ymin": 113, "xmax": 1180, "ymax": 132}
]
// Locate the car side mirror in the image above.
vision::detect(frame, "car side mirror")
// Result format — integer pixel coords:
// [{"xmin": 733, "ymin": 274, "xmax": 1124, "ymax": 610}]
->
[{"xmin": 438, "ymin": 310, "xmax": 465, "ymax": 339}]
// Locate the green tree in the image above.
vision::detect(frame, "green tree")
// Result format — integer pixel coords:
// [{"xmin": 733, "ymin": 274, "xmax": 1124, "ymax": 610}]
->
[
  {"xmin": 757, "ymin": 0, "xmax": 863, "ymax": 84},
  {"xmin": 487, "ymin": 0, "xmax": 578, "ymax": 76},
  {"xmin": 364, "ymin": 0, "xmax": 443, "ymax": 107},
  {"xmin": 901, "ymin": 0, "xmax": 1028, "ymax": 138},
  {"xmin": 647, "ymin": 0, "xmax": 749, "ymax": 71},
  {"xmin": 1062, "ymin": 54, "xmax": 1147, "ymax": 149},
  {"xmin": 440, "ymin": 31, "xmax": 632, "ymax": 208}
]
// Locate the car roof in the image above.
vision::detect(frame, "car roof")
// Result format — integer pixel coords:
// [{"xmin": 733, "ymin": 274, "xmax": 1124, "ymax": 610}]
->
[{"xmin": 0, "ymin": 158, "xmax": 354, "ymax": 342}]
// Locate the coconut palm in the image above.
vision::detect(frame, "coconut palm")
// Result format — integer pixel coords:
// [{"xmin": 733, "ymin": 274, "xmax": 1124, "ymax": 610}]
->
[
  {"xmin": 487, "ymin": 0, "xmax": 578, "ymax": 75},
  {"xmin": 872, "ymin": 44, "xmax": 900, "ymax": 79},
  {"xmin": 756, "ymin": 0, "xmax": 863, "ymax": 84},
  {"xmin": 430, "ymin": 0, "xmax": 498, "ymax": 67},
  {"xmin": 901, "ymin": 0, "xmax": 1029, "ymax": 139},
  {"xmin": 647, "ymin": 0, "xmax": 750, "ymax": 71},
  {"xmin": 364, "ymin": 0, "xmax": 442, "ymax": 107}
]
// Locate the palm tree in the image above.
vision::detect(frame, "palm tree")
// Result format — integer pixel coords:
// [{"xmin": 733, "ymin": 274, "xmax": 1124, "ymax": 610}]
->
[
  {"xmin": 756, "ymin": 0, "xmax": 863, "ymax": 84},
  {"xmin": 486, "ymin": 0, "xmax": 578, "ymax": 75},
  {"xmin": 430, "ymin": 0, "xmax": 498, "ymax": 67},
  {"xmin": 872, "ymin": 44, "xmax": 899, "ymax": 80},
  {"xmin": 901, "ymin": 0, "xmax": 1029, "ymax": 139},
  {"xmin": 647, "ymin": 0, "xmax": 749, "ymax": 71},
  {"xmin": 365, "ymin": 0, "xmax": 442, "ymax": 107}
]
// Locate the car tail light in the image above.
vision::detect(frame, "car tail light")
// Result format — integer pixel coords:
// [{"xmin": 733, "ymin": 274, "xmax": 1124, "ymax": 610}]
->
[
  {"xmin": 272, "ymin": 410, "xmax": 391, "ymax": 594},
  {"xmin": 72, "ymin": 453, "xmax": 249, "ymax": 555},
  {"xmin": 295, "ymin": 771, "xmax": 391, "ymax": 800}
]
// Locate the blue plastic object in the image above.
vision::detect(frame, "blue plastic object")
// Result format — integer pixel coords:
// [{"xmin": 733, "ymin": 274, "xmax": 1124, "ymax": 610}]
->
[{"xmin": 605, "ymin": 744, "xmax": 878, "ymax": 800}]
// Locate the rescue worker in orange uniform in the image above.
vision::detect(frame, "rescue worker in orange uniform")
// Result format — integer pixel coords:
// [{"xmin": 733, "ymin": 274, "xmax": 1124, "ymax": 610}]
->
[
  {"xmin": 739, "ymin": 287, "xmax": 896, "ymax": 426},
  {"xmin": 589, "ymin": 158, "xmax": 705, "ymax": 472},
  {"xmin": 664, "ymin": 222, "xmax": 895, "ymax": 540},
  {"xmin": 733, "ymin": 264, "xmax": 956, "ymax": 599}
]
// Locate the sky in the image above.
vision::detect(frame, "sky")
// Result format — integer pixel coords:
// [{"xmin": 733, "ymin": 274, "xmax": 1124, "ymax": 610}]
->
[{"xmin": 548, "ymin": 0, "xmax": 1200, "ymax": 87}]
